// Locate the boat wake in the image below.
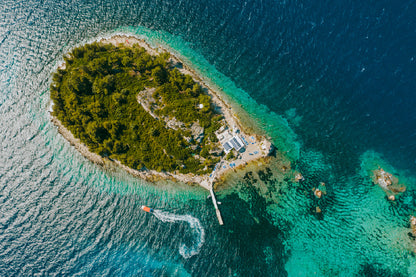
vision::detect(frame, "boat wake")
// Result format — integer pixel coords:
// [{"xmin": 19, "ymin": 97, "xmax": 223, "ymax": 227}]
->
[{"xmin": 152, "ymin": 210, "xmax": 205, "ymax": 259}]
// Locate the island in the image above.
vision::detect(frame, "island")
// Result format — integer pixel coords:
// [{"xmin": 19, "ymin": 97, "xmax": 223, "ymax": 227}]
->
[{"xmin": 50, "ymin": 35, "xmax": 273, "ymax": 191}]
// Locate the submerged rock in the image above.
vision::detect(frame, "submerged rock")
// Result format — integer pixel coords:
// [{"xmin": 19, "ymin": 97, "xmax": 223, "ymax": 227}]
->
[
  {"xmin": 372, "ymin": 168, "xmax": 406, "ymax": 200},
  {"xmin": 294, "ymin": 173, "xmax": 304, "ymax": 182},
  {"xmin": 313, "ymin": 189, "xmax": 322, "ymax": 198},
  {"xmin": 313, "ymin": 182, "xmax": 327, "ymax": 199},
  {"xmin": 411, "ymin": 216, "xmax": 416, "ymax": 236}
]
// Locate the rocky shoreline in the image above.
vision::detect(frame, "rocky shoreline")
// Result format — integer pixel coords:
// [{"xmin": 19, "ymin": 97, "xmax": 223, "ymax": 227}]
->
[{"xmin": 50, "ymin": 34, "xmax": 274, "ymax": 190}]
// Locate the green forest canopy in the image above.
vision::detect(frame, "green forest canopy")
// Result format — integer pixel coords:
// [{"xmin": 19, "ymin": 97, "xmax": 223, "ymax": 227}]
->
[{"xmin": 50, "ymin": 42, "xmax": 224, "ymax": 174}]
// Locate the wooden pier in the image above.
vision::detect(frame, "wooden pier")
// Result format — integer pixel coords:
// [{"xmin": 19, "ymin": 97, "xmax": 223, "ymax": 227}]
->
[
  {"xmin": 209, "ymin": 188, "xmax": 224, "ymax": 225},
  {"xmin": 202, "ymin": 174, "xmax": 224, "ymax": 225},
  {"xmin": 200, "ymin": 166, "xmax": 224, "ymax": 225}
]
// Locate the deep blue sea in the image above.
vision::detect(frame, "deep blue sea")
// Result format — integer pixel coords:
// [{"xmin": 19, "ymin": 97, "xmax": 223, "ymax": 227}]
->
[{"xmin": 1, "ymin": 0, "xmax": 415, "ymax": 276}]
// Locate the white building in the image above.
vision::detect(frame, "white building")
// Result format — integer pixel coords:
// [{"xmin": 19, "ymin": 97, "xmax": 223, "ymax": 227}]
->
[
  {"xmin": 216, "ymin": 129, "xmax": 245, "ymax": 153},
  {"xmin": 222, "ymin": 135, "xmax": 245, "ymax": 153}
]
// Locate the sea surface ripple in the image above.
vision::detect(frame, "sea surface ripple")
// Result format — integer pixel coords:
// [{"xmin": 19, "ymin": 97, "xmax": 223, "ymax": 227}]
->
[{"xmin": 0, "ymin": 0, "xmax": 415, "ymax": 276}]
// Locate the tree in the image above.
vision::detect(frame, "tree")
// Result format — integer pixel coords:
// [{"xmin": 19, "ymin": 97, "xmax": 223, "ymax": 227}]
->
[
  {"xmin": 50, "ymin": 41, "xmax": 224, "ymax": 175},
  {"xmin": 151, "ymin": 66, "xmax": 167, "ymax": 85}
]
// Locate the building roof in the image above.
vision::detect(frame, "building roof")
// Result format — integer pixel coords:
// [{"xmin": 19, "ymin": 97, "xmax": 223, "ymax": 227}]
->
[
  {"xmin": 223, "ymin": 142, "xmax": 233, "ymax": 152},
  {"xmin": 222, "ymin": 135, "xmax": 245, "ymax": 153}
]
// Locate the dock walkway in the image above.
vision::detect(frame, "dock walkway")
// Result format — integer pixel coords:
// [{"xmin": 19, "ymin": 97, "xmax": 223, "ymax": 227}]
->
[
  {"xmin": 204, "ymin": 167, "xmax": 224, "ymax": 225},
  {"xmin": 209, "ymin": 187, "xmax": 224, "ymax": 225}
]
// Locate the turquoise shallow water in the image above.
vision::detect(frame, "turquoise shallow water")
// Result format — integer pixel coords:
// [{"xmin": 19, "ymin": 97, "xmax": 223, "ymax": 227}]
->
[{"xmin": 0, "ymin": 0, "xmax": 415, "ymax": 276}]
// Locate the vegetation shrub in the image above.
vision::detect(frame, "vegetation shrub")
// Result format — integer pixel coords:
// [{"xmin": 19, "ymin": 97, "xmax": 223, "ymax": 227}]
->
[{"xmin": 51, "ymin": 42, "xmax": 224, "ymax": 174}]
